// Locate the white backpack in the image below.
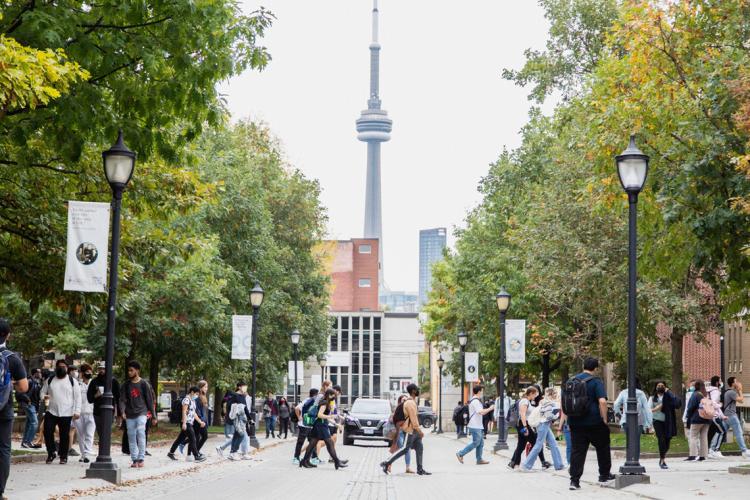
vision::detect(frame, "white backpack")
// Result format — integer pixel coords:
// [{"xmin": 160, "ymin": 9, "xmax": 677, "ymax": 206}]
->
[{"xmin": 527, "ymin": 405, "xmax": 543, "ymax": 429}]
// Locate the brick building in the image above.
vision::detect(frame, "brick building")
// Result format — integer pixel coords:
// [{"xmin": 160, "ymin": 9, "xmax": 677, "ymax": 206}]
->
[{"xmin": 682, "ymin": 330, "xmax": 721, "ymax": 382}]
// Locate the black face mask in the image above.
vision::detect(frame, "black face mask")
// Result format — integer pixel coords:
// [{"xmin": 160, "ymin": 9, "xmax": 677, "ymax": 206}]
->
[
  {"xmin": 55, "ymin": 367, "xmax": 67, "ymax": 378},
  {"xmin": 657, "ymin": 387, "xmax": 666, "ymax": 394},
  {"xmin": 83, "ymin": 372, "xmax": 92, "ymax": 379}
]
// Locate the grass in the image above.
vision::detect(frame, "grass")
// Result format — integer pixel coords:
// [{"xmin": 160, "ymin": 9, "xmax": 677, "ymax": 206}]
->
[{"xmin": 609, "ymin": 433, "xmax": 740, "ymax": 454}]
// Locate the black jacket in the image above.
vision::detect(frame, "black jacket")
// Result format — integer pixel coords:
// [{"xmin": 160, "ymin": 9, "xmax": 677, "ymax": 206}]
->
[{"xmin": 87, "ymin": 374, "xmax": 121, "ymax": 416}]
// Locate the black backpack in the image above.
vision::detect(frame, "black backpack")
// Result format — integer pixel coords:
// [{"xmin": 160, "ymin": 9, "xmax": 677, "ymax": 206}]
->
[
  {"xmin": 453, "ymin": 401, "xmax": 472, "ymax": 426},
  {"xmin": 561, "ymin": 374, "xmax": 594, "ymax": 417},
  {"xmin": 0, "ymin": 350, "xmax": 15, "ymax": 411}
]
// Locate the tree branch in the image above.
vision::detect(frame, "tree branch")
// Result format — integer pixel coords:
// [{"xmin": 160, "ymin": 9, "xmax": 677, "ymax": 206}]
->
[
  {"xmin": 78, "ymin": 16, "xmax": 172, "ymax": 32},
  {"xmin": 3, "ymin": 0, "xmax": 36, "ymax": 35},
  {"xmin": 89, "ymin": 58, "xmax": 142, "ymax": 84}
]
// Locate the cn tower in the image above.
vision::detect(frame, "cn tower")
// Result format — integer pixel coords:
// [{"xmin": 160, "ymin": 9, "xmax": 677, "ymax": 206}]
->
[{"xmin": 356, "ymin": 0, "xmax": 392, "ymax": 289}]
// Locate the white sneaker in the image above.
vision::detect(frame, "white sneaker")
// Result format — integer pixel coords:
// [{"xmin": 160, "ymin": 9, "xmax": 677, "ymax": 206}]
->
[
  {"xmin": 241, "ymin": 453, "xmax": 252, "ymax": 460},
  {"xmin": 707, "ymin": 450, "xmax": 719, "ymax": 459},
  {"xmin": 216, "ymin": 446, "xmax": 224, "ymax": 458},
  {"xmin": 228, "ymin": 453, "xmax": 239, "ymax": 461},
  {"xmin": 742, "ymin": 450, "xmax": 750, "ymax": 458},
  {"xmin": 714, "ymin": 450, "xmax": 725, "ymax": 458}
]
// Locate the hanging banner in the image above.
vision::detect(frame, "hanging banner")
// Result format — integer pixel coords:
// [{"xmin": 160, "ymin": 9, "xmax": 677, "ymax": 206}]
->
[
  {"xmin": 506, "ymin": 319, "xmax": 526, "ymax": 363},
  {"xmin": 288, "ymin": 361, "xmax": 304, "ymax": 385},
  {"xmin": 326, "ymin": 351, "xmax": 350, "ymax": 367},
  {"xmin": 464, "ymin": 352, "xmax": 479, "ymax": 382},
  {"xmin": 311, "ymin": 374, "xmax": 322, "ymax": 390},
  {"xmin": 231, "ymin": 315, "xmax": 253, "ymax": 360},
  {"xmin": 64, "ymin": 201, "xmax": 110, "ymax": 293}
]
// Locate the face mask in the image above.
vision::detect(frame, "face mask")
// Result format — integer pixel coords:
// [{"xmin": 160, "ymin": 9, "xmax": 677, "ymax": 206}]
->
[
  {"xmin": 657, "ymin": 387, "xmax": 665, "ymax": 394},
  {"xmin": 688, "ymin": 387, "xmax": 695, "ymax": 393},
  {"xmin": 55, "ymin": 367, "xmax": 67, "ymax": 378},
  {"xmin": 192, "ymin": 395, "xmax": 198, "ymax": 401},
  {"xmin": 83, "ymin": 372, "xmax": 92, "ymax": 379}
]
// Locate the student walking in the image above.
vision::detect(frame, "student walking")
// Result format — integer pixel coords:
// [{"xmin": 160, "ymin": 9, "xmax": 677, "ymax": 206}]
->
[
  {"xmin": 387, "ymin": 395, "xmax": 413, "ymax": 473},
  {"xmin": 455, "ymin": 385, "xmax": 494, "ymax": 465},
  {"xmin": 226, "ymin": 381, "xmax": 253, "ymax": 461},
  {"xmin": 563, "ymin": 357, "xmax": 613, "ymax": 490},
  {"xmin": 194, "ymin": 381, "xmax": 210, "ymax": 453},
  {"xmin": 724, "ymin": 378, "xmax": 750, "ymax": 458},
  {"xmin": 73, "ymin": 364, "xmax": 96, "ymax": 462},
  {"xmin": 650, "ymin": 381, "xmax": 681, "ymax": 469},
  {"xmin": 87, "ymin": 362, "xmax": 120, "ymax": 443},
  {"xmin": 263, "ymin": 392, "xmax": 278, "ymax": 439},
  {"xmin": 706, "ymin": 376, "xmax": 726, "ymax": 458},
  {"xmin": 300, "ymin": 388, "xmax": 348, "ymax": 469},
  {"xmin": 118, "ymin": 361, "xmax": 156, "ymax": 468},
  {"xmin": 41, "ymin": 359, "xmax": 81, "ymax": 465},
  {"xmin": 292, "ymin": 388, "xmax": 319, "ymax": 464},
  {"xmin": 522, "ymin": 387, "xmax": 565, "ymax": 471},
  {"xmin": 557, "ymin": 412, "xmax": 572, "ymax": 465},
  {"xmin": 278, "ymin": 397, "xmax": 291, "ymax": 439},
  {"xmin": 508, "ymin": 386, "xmax": 538, "ymax": 470},
  {"xmin": 19, "ymin": 368, "xmax": 41, "ymax": 448},
  {"xmin": 527, "ymin": 385, "xmax": 552, "ymax": 469},
  {"xmin": 0, "ymin": 319, "xmax": 29, "ymax": 500},
  {"xmin": 168, "ymin": 386, "xmax": 206, "ymax": 463},
  {"xmin": 379, "ymin": 383, "xmax": 430, "ymax": 475},
  {"xmin": 685, "ymin": 380, "xmax": 711, "ymax": 461}
]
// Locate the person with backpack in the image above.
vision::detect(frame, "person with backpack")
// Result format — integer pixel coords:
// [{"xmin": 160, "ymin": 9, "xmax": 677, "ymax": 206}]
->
[
  {"xmin": 724, "ymin": 377, "xmax": 750, "ymax": 458},
  {"xmin": 649, "ymin": 381, "xmax": 681, "ymax": 469},
  {"xmin": 379, "ymin": 383, "xmax": 430, "ymax": 475},
  {"xmin": 40, "ymin": 359, "xmax": 81, "ymax": 465},
  {"xmin": 299, "ymin": 388, "xmax": 348, "ymax": 469},
  {"xmin": 455, "ymin": 385, "xmax": 494, "ymax": 465},
  {"xmin": 87, "ymin": 362, "xmax": 120, "ymax": 444},
  {"xmin": 217, "ymin": 381, "xmax": 253, "ymax": 460},
  {"xmin": 292, "ymin": 388, "xmax": 319, "ymax": 465},
  {"xmin": 19, "ymin": 368, "xmax": 41, "ymax": 449},
  {"xmin": 522, "ymin": 387, "xmax": 564, "ymax": 471},
  {"xmin": 562, "ymin": 357, "xmax": 613, "ymax": 490},
  {"xmin": 508, "ymin": 386, "xmax": 538, "ymax": 470},
  {"xmin": 706, "ymin": 375, "xmax": 726, "ymax": 458},
  {"xmin": 685, "ymin": 379, "xmax": 711, "ymax": 461},
  {"xmin": 384, "ymin": 394, "xmax": 413, "ymax": 473},
  {"xmin": 167, "ymin": 386, "xmax": 206, "ymax": 463},
  {"xmin": 117, "ymin": 361, "xmax": 156, "ymax": 468},
  {"xmin": 527, "ymin": 384, "xmax": 552, "ymax": 469},
  {"xmin": 612, "ymin": 378, "xmax": 652, "ymax": 435},
  {"xmin": 453, "ymin": 401, "xmax": 466, "ymax": 438},
  {"xmin": 0, "ymin": 318, "xmax": 28, "ymax": 499}
]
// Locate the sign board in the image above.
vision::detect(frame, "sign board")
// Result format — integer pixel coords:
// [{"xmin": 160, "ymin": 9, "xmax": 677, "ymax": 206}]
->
[
  {"xmin": 64, "ymin": 201, "xmax": 110, "ymax": 293},
  {"xmin": 311, "ymin": 374, "xmax": 322, "ymax": 390},
  {"xmin": 231, "ymin": 315, "xmax": 252, "ymax": 360},
  {"xmin": 506, "ymin": 319, "xmax": 526, "ymax": 363},
  {"xmin": 464, "ymin": 352, "xmax": 479, "ymax": 382},
  {"xmin": 326, "ymin": 351, "xmax": 350, "ymax": 367},
  {"xmin": 288, "ymin": 361, "xmax": 304, "ymax": 385}
]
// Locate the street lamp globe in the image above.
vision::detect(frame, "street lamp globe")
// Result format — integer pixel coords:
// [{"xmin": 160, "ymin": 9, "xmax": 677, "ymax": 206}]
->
[
  {"xmin": 615, "ymin": 135, "xmax": 650, "ymax": 193},
  {"xmin": 290, "ymin": 329, "xmax": 301, "ymax": 345},
  {"xmin": 318, "ymin": 356, "xmax": 327, "ymax": 368},
  {"xmin": 496, "ymin": 287, "xmax": 511, "ymax": 313},
  {"xmin": 102, "ymin": 130, "xmax": 136, "ymax": 190},
  {"xmin": 458, "ymin": 331, "xmax": 468, "ymax": 347},
  {"xmin": 436, "ymin": 354, "xmax": 444, "ymax": 369},
  {"xmin": 250, "ymin": 282, "xmax": 264, "ymax": 308}
]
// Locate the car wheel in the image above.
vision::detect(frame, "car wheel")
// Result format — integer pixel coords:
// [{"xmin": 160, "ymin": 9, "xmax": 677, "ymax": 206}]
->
[{"xmin": 422, "ymin": 417, "xmax": 434, "ymax": 429}]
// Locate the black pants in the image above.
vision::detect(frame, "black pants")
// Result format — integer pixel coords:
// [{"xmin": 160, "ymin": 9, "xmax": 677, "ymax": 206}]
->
[
  {"xmin": 385, "ymin": 432, "xmax": 424, "ymax": 470},
  {"xmin": 294, "ymin": 426, "xmax": 311, "ymax": 459},
  {"xmin": 511, "ymin": 427, "xmax": 530, "ymax": 466},
  {"xmin": 44, "ymin": 413, "xmax": 72, "ymax": 459},
  {"xmin": 170, "ymin": 424, "xmax": 199, "ymax": 456},
  {"xmin": 0, "ymin": 418, "xmax": 12, "ymax": 494},
  {"xmin": 302, "ymin": 435, "xmax": 341, "ymax": 465},
  {"xmin": 182, "ymin": 422, "xmax": 208, "ymax": 455},
  {"xmin": 280, "ymin": 417, "xmax": 290, "ymax": 438},
  {"xmin": 569, "ymin": 423, "xmax": 611, "ymax": 483},
  {"xmin": 653, "ymin": 420, "xmax": 670, "ymax": 460}
]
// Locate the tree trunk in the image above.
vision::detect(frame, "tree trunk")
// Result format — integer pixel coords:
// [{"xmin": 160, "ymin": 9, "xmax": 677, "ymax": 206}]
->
[
  {"xmin": 670, "ymin": 327, "xmax": 685, "ymax": 436},
  {"xmin": 149, "ymin": 353, "xmax": 160, "ymax": 397},
  {"xmin": 213, "ymin": 386, "xmax": 224, "ymax": 426},
  {"xmin": 561, "ymin": 363, "xmax": 570, "ymax": 384},
  {"xmin": 542, "ymin": 352, "xmax": 550, "ymax": 389}
]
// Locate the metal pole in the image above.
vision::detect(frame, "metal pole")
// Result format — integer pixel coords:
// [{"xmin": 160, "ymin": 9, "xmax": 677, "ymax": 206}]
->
[
  {"xmin": 86, "ymin": 189, "xmax": 123, "ymax": 484},
  {"xmin": 719, "ymin": 329, "xmax": 725, "ymax": 385},
  {"xmin": 460, "ymin": 345, "xmax": 466, "ymax": 437},
  {"xmin": 293, "ymin": 344, "xmax": 299, "ymax": 406},
  {"xmin": 248, "ymin": 305, "xmax": 260, "ymax": 448},
  {"xmin": 437, "ymin": 368, "xmax": 443, "ymax": 433},
  {"xmin": 621, "ymin": 192, "xmax": 645, "ymax": 475},
  {"xmin": 494, "ymin": 309, "xmax": 508, "ymax": 451}
]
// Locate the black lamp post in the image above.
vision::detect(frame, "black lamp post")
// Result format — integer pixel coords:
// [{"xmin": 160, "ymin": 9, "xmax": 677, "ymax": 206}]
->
[
  {"xmin": 457, "ymin": 331, "xmax": 468, "ymax": 437},
  {"xmin": 494, "ymin": 287, "xmax": 511, "ymax": 451},
  {"xmin": 291, "ymin": 329, "xmax": 301, "ymax": 406},
  {"xmin": 86, "ymin": 131, "xmax": 135, "ymax": 485},
  {"xmin": 616, "ymin": 135, "xmax": 649, "ymax": 480},
  {"xmin": 436, "ymin": 354, "xmax": 444, "ymax": 434},
  {"xmin": 248, "ymin": 282, "xmax": 264, "ymax": 449},
  {"xmin": 319, "ymin": 356, "xmax": 327, "ymax": 381}
]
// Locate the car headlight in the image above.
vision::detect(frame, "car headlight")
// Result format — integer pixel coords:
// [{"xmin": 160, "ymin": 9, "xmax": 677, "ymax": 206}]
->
[{"xmin": 346, "ymin": 416, "xmax": 359, "ymax": 426}]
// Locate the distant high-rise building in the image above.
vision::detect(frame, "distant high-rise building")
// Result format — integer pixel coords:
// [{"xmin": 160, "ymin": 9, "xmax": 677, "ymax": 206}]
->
[
  {"xmin": 380, "ymin": 290, "xmax": 419, "ymax": 313},
  {"xmin": 419, "ymin": 228, "xmax": 447, "ymax": 306},
  {"xmin": 357, "ymin": 0, "xmax": 391, "ymax": 290}
]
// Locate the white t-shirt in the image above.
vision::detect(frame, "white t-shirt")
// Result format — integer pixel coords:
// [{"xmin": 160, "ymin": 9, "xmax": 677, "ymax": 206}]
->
[{"xmin": 467, "ymin": 398, "xmax": 484, "ymax": 429}]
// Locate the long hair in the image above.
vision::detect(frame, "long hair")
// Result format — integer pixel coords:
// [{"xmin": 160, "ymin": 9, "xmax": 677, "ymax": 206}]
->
[
  {"xmin": 197, "ymin": 380, "xmax": 208, "ymax": 407},
  {"xmin": 694, "ymin": 380, "xmax": 707, "ymax": 397}
]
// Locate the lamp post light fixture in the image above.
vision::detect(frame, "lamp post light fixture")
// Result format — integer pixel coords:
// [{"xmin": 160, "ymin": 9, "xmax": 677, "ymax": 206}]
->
[
  {"xmin": 291, "ymin": 330, "xmax": 301, "ymax": 407},
  {"xmin": 247, "ymin": 282, "xmax": 264, "ymax": 449},
  {"xmin": 494, "ymin": 287, "xmax": 511, "ymax": 452},
  {"xmin": 86, "ymin": 131, "xmax": 136, "ymax": 485},
  {"xmin": 616, "ymin": 135, "xmax": 649, "ymax": 484},
  {"xmin": 436, "ymin": 354, "xmax": 445, "ymax": 434},
  {"xmin": 319, "ymin": 355, "xmax": 327, "ymax": 381},
  {"xmin": 457, "ymin": 331, "xmax": 468, "ymax": 437}
]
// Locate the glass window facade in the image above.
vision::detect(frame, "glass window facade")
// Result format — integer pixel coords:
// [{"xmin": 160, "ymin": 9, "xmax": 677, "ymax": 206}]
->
[{"xmin": 327, "ymin": 312, "xmax": 382, "ymax": 405}]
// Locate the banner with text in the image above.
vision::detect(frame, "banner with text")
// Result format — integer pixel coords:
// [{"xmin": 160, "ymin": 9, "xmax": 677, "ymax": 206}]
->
[
  {"xmin": 288, "ymin": 361, "xmax": 304, "ymax": 385},
  {"xmin": 231, "ymin": 315, "xmax": 253, "ymax": 360},
  {"xmin": 64, "ymin": 201, "xmax": 110, "ymax": 293},
  {"xmin": 326, "ymin": 351, "xmax": 350, "ymax": 367},
  {"xmin": 505, "ymin": 319, "xmax": 526, "ymax": 363},
  {"xmin": 465, "ymin": 352, "xmax": 480, "ymax": 382}
]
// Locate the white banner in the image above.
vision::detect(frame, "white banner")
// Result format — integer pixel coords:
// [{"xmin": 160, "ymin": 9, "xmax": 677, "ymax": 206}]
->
[
  {"xmin": 288, "ymin": 361, "xmax": 304, "ymax": 385},
  {"xmin": 64, "ymin": 201, "xmax": 110, "ymax": 293},
  {"xmin": 326, "ymin": 351, "xmax": 350, "ymax": 367},
  {"xmin": 506, "ymin": 319, "xmax": 526, "ymax": 363},
  {"xmin": 231, "ymin": 315, "xmax": 253, "ymax": 360},
  {"xmin": 465, "ymin": 352, "xmax": 479, "ymax": 382},
  {"xmin": 311, "ymin": 374, "xmax": 322, "ymax": 390}
]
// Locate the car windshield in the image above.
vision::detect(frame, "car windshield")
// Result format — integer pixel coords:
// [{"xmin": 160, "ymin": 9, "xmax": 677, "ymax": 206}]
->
[{"xmin": 351, "ymin": 399, "xmax": 390, "ymax": 415}]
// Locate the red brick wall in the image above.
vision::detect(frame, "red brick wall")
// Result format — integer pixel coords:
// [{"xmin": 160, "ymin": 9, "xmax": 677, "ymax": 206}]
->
[
  {"xmin": 683, "ymin": 330, "xmax": 721, "ymax": 382},
  {"xmin": 326, "ymin": 239, "xmax": 380, "ymax": 312},
  {"xmin": 351, "ymin": 238, "xmax": 379, "ymax": 311}
]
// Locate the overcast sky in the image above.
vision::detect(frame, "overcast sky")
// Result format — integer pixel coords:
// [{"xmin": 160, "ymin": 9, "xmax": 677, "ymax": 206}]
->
[{"xmin": 221, "ymin": 1, "xmax": 553, "ymax": 292}]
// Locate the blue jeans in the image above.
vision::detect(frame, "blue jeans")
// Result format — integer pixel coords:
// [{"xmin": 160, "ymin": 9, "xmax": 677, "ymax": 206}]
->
[
  {"xmin": 224, "ymin": 422, "xmax": 233, "ymax": 438},
  {"xmin": 562, "ymin": 423, "xmax": 572, "ymax": 464},
  {"xmin": 126, "ymin": 415, "xmax": 147, "ymax": 462},
  {"xmin": 397, "ymin": 431, "xmax": 411, "ymax": 466},
  {"xmin": 727, "ymin": 415, "xmax": 747, "ymax": 452},
  {"xmin": 523, "ymin": 421, "xmax": 564, "ymax": 470},
  {"xmin": 23, "ymin": 406, "xmax": 38, "ymax": 444},
  {"xmin": 458, "ymin": 427, "xmax": 484, "ymax": 462},
  {"xmin": 456, "ymin": 424, "xmax": 464, "ymax": 438}
]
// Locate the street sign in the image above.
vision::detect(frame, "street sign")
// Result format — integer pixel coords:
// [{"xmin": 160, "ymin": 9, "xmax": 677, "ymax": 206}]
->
[
  {"xmin": 506, "ymin": 319, "xmax": 526, "ymax": 363},
  {"xmin": 465, "ymin": 352, "xmax": 479, "ymax": 382},
  {"xmin": 288, "ymin": 360, "xmax": 304, "ymax": 385}
]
